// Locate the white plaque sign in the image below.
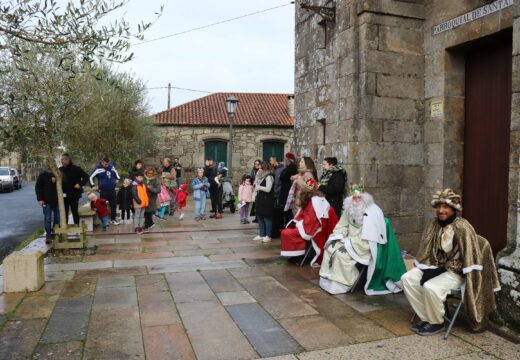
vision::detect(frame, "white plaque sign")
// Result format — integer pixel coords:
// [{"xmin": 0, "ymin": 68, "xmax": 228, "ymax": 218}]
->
[{"xmin": 432, "ymin": 0, "xmax": 513, "ymax": 35}]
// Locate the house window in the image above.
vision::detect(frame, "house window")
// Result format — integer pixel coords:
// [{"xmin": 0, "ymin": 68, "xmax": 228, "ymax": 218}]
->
[
  {"xmin": 205, "ymin": 140, "xmax": 227, "ymax": 164},
  {"xmin": 263, "ymin": 141, "xmax": 285, "ymax": 162}
]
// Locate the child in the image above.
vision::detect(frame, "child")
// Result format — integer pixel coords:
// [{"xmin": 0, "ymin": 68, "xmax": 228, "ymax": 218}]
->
[
  {"xmin": 238, "ymin": 174, "xmax": 253, "ymax": 224},
  {"xmin": 88, "ymin": 192, "xmax": 110, "ymax": 231},
  {"xmin": 131, "ymin": 171, "xmax": 149, "ymax": 234},
  {"xmin": 192, "ymin": 168, "xmax": 210, "ymax": 221},
  {"xmin": 156, "ymin": 182, "xmax": 172, "ymax": 221},
  {"xmin": 173, "ymin": 183, "xmax": 189, "ymax": 220},
  {"xmin": 117, "ymin": 179, "xmax": 134, "ymax": 224}
]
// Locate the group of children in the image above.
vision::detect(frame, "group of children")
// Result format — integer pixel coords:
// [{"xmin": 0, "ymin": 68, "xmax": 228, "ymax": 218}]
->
[{"xmin": 87, "ymin": 169, "xmax": 189, "ymax": 234}]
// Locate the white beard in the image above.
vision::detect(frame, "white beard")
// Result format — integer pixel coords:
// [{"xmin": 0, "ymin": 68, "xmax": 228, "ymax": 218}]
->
[{"xmin": 343, "ymin": 193, "xmax": 374, "ymax": 225}]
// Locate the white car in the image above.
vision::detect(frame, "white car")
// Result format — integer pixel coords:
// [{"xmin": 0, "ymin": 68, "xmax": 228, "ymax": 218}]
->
[{"xmin": 0, "ymin": 166, "xmax": 15, "ymax": 192}]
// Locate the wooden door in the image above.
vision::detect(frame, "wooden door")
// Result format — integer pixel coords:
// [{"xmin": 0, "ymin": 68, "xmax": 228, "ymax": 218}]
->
[
  {"xmin": 263, "ymin": 141, "xmax": 285, "ymax": 162},
  {"xmin": 463, "ymin": 33, "xmax": 512, "ymax": 255},
  {"xmin": 205, "ymin": 141, "xmax": 227, "ymax": 164}
]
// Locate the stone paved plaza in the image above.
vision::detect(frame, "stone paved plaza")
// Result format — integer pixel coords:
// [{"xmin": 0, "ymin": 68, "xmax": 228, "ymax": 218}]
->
[{"xmin": 0, "ymin": 207, "xmax": 519, "ymax": 360}]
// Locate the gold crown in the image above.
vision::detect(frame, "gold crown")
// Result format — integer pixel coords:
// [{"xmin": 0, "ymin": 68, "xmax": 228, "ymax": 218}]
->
[{"xmin": 349, "ymin": 183, "xmax": 365, "ymax": 195}]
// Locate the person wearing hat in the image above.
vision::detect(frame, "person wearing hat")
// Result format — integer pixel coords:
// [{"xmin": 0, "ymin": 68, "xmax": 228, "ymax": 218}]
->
[
  {"xmin": 280, "ymin": 177, "xmax": 338, "ymax": 266},
  {"xmin": 279, "ymin": 152, "xmax": 299, "ymax": 224},
  {"xmin": 402, "ymin": 189, "xmax": 500, "ymax": 336}
]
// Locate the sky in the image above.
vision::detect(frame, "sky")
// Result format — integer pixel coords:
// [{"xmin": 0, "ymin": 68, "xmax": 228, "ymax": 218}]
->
[{"xmin": 109, "ymin": 0, "xmax": 296, "ymax": 114}]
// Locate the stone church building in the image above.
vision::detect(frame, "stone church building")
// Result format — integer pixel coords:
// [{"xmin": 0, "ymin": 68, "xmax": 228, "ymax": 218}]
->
[
  {"xmin": 294, "ymin": 0, "xmax": 519, "ymax": 328},
  {"xmin": 153, "ymin": 93, "xmax": 294, "ymax": 182}
]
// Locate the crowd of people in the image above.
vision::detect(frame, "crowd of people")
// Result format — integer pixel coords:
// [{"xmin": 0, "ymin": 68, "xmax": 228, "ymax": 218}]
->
[{"xmin": 35, "ymin": 151, "xmax": 501, "ymax": 336}]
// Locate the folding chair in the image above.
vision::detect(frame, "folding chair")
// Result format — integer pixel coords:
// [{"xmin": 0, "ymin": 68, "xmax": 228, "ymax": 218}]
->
[
  {"xmin": 299, "ymin": 241, "xmax": 313, "ymax": 266},
  {"xmin": 349, "ymin": 264, "xmax": 368, "ymax": 293},
  {"xmin": 410, "ymin": 286, "xmax": 464, "ymax": 339}
]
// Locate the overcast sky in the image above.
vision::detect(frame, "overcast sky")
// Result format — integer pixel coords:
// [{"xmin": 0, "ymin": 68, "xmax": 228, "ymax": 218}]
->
[{"xmin": 110, "ymin": 0, "xmax": 296, "ymax": 114}]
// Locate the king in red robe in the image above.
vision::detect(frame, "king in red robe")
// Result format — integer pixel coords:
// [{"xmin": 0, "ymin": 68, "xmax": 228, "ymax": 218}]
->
[{"xmin": 280, "ymin": 178, "xmax": 338, "ymax": 266}]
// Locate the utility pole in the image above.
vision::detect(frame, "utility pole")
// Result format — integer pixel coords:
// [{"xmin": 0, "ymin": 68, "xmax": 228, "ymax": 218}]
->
[{"xmin": 167, "ymin": 83, "xmax": 171, "ymax": 109}]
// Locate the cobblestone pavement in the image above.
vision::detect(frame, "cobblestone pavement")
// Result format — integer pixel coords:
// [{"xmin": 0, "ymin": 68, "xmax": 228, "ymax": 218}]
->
[{"xmin": 0, "ymin": 206, "xmax": 519, "ymax": 359}]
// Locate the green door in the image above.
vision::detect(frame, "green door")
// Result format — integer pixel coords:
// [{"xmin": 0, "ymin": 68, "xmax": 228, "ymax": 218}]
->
[
  {"xmin": 263, "ymin": 141, "xmax": 285, "ymax": 162},
  {"xmin": 205, "ymin": 140, "xmax": 228, "ymax": 164}
]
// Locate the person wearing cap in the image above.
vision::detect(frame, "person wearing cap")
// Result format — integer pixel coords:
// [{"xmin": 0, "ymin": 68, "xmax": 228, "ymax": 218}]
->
[
  {"xmin": 402, "ymin": 189, "xmax": 500, "ymax": 336},
  {"xmin": 280, "ymin": 178, "xmax": 338, "ymax": 266},
  {"xmin": 279, "ymin": 152, "xmax": 299, "ymax": 224},
  {"xmin": 319, "ymin": 184, "xmax": 406, "ymax": 296}
]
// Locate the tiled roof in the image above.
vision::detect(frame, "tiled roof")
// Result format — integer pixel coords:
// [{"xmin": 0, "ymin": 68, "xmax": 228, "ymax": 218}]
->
[{"xmin": 154, "ymin": 92, "xmax": 294, "ymax": 127}]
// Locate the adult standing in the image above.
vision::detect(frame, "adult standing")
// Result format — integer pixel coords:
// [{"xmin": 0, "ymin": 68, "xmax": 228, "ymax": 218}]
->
[
  {"xmin": 36, "ymin": 166, "xmax": 60, "ymax": 243},
  {"xmin": 279, "ymin": 152, "xmax": 298, "ymax": 224},
  {"xmin": 59, "ymin": 153, "xmax": 89, "ymax": 225},
  {"xmin": 285, "ymin": 156, "xmax": 318, "ymax": 214},
  {"xmin": 270, "ymin": 156, "xmax": 285, "ymax": 238},
  {"xmin": 249, "ymin": 159, "xmax": 262, "ymax": 223},
  {"xmin": 318, "ymin": 157, "xmax": 347, "ymax": 218},
  {"xmin": 144, "ymin": 167, "xmax": 161, "ymax": 231},
  {"xmin": 204, "ymin": 158, "xmax": 218, "ymax": 217},
  {"xmin": 173, "ymin": 158, "xmax": 183, "ymax": 187},
  {"xmin": 89, "ymin": 157, "xmax": 120, "ymax": 225},
  {"xmin": 252, "ymin": 162, "xmax": 275, "ymax": 243},
  {"xmin": 161, "ymin": 158, "xmax": 177, "ymax": 216},
  {"xmin": 129, "ymin": 160, "xmax": 144, "ymax": 180}
]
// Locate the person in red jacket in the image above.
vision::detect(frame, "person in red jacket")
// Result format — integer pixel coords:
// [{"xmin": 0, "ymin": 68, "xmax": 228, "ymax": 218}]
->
[
  {"xmin": 88, "ymin": 192, "xmax": 110, "ymax": 231},
  {"xmin": 173, "ymin": 183, "xmax": 189, "ymax": 220}
]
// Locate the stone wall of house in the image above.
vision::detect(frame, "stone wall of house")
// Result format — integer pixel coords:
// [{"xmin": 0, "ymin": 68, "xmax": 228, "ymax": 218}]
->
[
  {"xmin": 295, "ymin": 0, "xmax": 426, "ymax": 253},
  {"xmin": 295, "ymin": 0, "xmax": 520, "ymax": 330},
  {"xmin": 149, "ymin": 125, "xmax": 293, "ymax": 185}
]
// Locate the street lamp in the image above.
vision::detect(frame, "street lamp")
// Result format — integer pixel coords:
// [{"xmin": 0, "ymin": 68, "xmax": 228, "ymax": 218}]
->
[{"xmin": 226, "ymin": 95, "xmax": 239, "ymax": 179}]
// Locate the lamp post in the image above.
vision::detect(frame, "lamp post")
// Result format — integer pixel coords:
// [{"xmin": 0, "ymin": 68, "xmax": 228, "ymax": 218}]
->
[{"xmin": 226, "ymin": 95, "xmax": 239, "ymax": 179}]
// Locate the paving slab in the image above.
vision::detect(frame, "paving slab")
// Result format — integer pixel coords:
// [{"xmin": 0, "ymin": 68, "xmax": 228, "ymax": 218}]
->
[
  {"xmin": 217, "ymin": 291, "xmax": 257, "ymax": 306},
  {"xmin": 199, "ymin": 242, "xmax": 257, "ymax": 250},
  {"xmin": 88, "ymin": 238, "xmax": 116, "ymax": 246},
  {"xmin": 84, "ymin": 307, "xmax": 144, "ymax": 360},
  {"xmin": 330, "ymin": 314, "xmax": 395, "ymax": 343},
  {"xmin": 148, "ymin": 260, "xmax": 247, "ymax": 274},
  {"xmin": 176, "ymin": 299, "xmax": 257, "ymax": 360},
  {"xmin": 446, "ymin": 352, "xmax": 504, "ymax": 359},
  {"xmin": 201, "ymin": 269, "xmax": 244, "ymax": 292},
  {"xmin": 261, "ymin": 356, "xmax": 299, "ymax": 360},
  {"xmin": 278, "ymin": 315, "xmax": 354, "ymax": 351},
  {"xmin": 453, "ymin": 328, "xmax": 520, "ymax": 360},
  {"xmin": 137, "ymin": 275, "xmax": 181, "ymax": 327},
  {"xmin": 299, "ymin": 290, "xmax": 360, "ymax": 319},
  {"xmin": 365, "ymin": 308, "xmax": 415, "ymax": 336},
  {"xmin": 45, "ymin": 260, "xmax": 113, "ymax": 272},
  {"xmin": 334, "ymin": 291, "xmax": 408, "ymax": 313},
  {"xmin": 12, "ymin": 294, "xmax": 59, "ymax": 320},
  {"xmin": 297, "ymin": 334, "xmax": 479, "ymax": 360},
  {"xmin": 114, "ymin": 255, "xmax": 209, "ymax": 268},
  {"xmin": 86, "ymin": 251, "xmax": 175, "ymax": 262},
  {"xmin": 226, "ymin": 303, "xmax": 303, "ymax": 357},
  {"xmin": 166, "ymin": 271, "xmax": 216, "ymax": 303},
  {"xmin": 209, "ymin": 250, "xmax": 279, "ymax": 262},
  {"xmin": 0, "ymin": 319, "xmax": 47, "ymax": 359},
  {"xmin": 237, "ymin": 276, "xmax": 318, "ymax": 319},
  {"xmin": 175, "ymin": 248, "xmax": 233, "ymax": 257},
  {"xmin": 96, "ymin": 275, "xmax": 135, "ymax": 288},
  {"xmin": 61, "ymin": 278, "xmax": 97, "ymax": 299},
  {"xmin": 228, "ymin": 266, "xmax": 267, "ymax": 279},
  {"xmin": 142, "ymin": 324, "xmax": 196, "ymax": 360},
  {"xmin": 40, "ymin": 296, "xmax": 92, "ymax": 343},
  {"xmin": 0, "ymin": 292, "xmax": 25, "ymax": 315},
  {"xmin": 32, "ymin": 340, "xmax": 84, "ymax": 360},
  {"xmin": 74, "ymin": 266, "xmax": 147, "ymax": 278},
  {"xmin": 93, "ymin": 286, "xmax": 137, "ymax": 310}
]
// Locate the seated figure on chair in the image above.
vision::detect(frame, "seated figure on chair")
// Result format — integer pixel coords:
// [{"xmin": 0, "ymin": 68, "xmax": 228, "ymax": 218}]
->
[
  {"xmin": 319, "ymin": 184, "xmax": 406, "ymax": 295},
  {"xmin": 402, "ymin": 189, "xmax": 500, "ymax": 336},
  {"xmin": 280, "ymin": 178, "xmax": 338, "ymax": 266}
]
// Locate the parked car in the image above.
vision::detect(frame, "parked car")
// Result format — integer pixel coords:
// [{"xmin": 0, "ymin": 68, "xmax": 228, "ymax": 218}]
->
[
  {"xmin": 10, "ymin": 168, "xmax": 22, "ymax": 189},
  {"xmin": 0, "ymin": 167, "xmax": 14, "ymax": 192}
]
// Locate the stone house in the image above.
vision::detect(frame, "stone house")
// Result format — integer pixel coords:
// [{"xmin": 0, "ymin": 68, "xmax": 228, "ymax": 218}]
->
[
  {"xmin": 294, "ymin": 0, "xmax": 520, "ymax": 328},
  {"xmin": 153, "ymin": 92, "xmax": 294, "ymax": 183}
]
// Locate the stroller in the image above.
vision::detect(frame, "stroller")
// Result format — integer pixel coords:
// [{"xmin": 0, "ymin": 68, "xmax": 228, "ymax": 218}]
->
[{"xmin": 222, "ymin": 178, "xmax": 236, "ymax": 213}]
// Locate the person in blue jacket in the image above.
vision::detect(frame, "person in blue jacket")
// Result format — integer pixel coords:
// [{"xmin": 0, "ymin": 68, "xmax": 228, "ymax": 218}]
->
[{"xmin": 89, "ymin": 157, "xmax": 121, "ymax": 225}]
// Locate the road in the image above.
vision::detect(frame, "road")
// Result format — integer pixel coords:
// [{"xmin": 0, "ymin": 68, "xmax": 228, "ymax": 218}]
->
[{"xmin": 0, "ymin": 182, "xmax": 42, "ymax": 261}]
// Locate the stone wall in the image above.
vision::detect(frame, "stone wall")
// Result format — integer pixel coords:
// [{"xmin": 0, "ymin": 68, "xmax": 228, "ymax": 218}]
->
[
  {"xmin": 150, "ymin": 125, "xmax": 293, "ymax": 185},
  {"xmin": 295, "ymin": 0, "xmax": 520, "ymax": 330},
  {"xmin": 295, "ymin": 0, "xmax": 426, "ymax": 252}
]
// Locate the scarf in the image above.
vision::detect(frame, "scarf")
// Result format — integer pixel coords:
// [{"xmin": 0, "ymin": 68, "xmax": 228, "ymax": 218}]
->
[{"xmin": 320, "ymin": 165, "xmax": 346, "ymax": 186}]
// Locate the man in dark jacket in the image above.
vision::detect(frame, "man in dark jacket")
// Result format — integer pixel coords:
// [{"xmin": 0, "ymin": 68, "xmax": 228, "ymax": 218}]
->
[
  {"xmin": 173, "ymin": 158, "xmax": 182, "ymax": 187},
  {"xmin": 204, "ymin": 158, "xmax": 218, "ymax": 214},
  {"xmin": 36, "ymin": 167, "xmax": 60, "ymax": 243},
  {"xmin": 270, "ymin": 156, "xmax": 285, "ymax": 238},
  {"xmin": 59, "ymin": 153, "xmax": 88, "ymax": 225},
  {"xmin": 89, "ymin": 157, "xmax": 120, "ymax": 224},
  {"xmin": 279, "ymin": 152, "xmax": 298, "ymax": 224}
]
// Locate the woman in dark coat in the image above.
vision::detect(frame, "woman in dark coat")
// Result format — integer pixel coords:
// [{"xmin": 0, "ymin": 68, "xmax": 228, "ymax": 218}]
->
[
  {"xmin": 249, "ymin": 159, "xmax": 262, "ymax": 222},
  {"xmin": 318, "ymin": 157, "xmax": 347, "ymax": 218},
  {"xmin": 252, "ymin": 162, "xmax": 275, "ymax": 243},
  {"xmin": 279, "ymin": 152, "xmax": 298, "ymax": 224}
]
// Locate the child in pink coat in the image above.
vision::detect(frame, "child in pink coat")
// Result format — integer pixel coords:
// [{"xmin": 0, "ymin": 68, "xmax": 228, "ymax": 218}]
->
[{"xmin": 238, "ymin": 174, "xmax": 254, "ymax": 224}]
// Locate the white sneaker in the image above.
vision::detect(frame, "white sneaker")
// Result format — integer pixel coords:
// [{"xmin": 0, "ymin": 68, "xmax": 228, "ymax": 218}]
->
[
  {"xmin": 252, "ymin": 235, "xmax": 263, "ymax": 241},
  {"xmin": 111, "ymin": 220, "xmax": 120, "ymax": 225},
  {"xmin": 179, "ymin": 213, "xmax": 185, "ymax": 220},
  {"xmin": 262, "ymin": 237, "xmax": 272, "ymax": 243}
]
